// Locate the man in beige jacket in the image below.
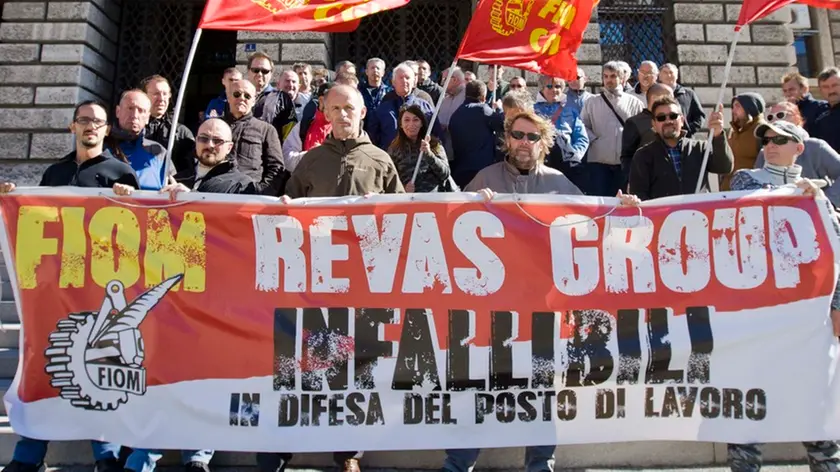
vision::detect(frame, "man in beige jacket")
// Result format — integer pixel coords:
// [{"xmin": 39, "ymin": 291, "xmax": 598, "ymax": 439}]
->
[{"xmin": 582, "ymin": 61, "xmax": 645, "ymax": 197}]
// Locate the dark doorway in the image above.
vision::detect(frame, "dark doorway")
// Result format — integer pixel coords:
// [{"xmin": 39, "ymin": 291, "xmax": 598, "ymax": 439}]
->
[
  {"xmin": 114, "ymin": 0, "xmax": 236, "ymax": 132},
  {"xmin": 332, "ymin": 0, "xmax": 472, "ymax": 81}
]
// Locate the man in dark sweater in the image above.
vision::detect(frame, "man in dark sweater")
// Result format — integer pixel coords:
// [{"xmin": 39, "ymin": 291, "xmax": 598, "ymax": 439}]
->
[
  {"xmin": 621, "ymin": 83, "xmax": 674, "ymax": 184},
  {"xmin": 0, "ymin": 99, "xmax": 135, "ymax": 472},
  {"xmin": 812, "ymin": 67, "xmax": 840, "ymax": 154},
  {"xmin": 629, "ymin": 96, "xmax": 733, "ymax": 200}
]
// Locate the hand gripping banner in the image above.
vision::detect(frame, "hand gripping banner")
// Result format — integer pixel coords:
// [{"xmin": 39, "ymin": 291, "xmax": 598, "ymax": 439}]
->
[{"xmin": 2, "ymin": 189, "xmax": 840, "ymax": 452}]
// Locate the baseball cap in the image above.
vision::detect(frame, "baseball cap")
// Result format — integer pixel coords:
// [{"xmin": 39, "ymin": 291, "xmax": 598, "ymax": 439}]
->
[{"xmin": 754, "ymin": 120, "xmax": 806, "ymax": 143}]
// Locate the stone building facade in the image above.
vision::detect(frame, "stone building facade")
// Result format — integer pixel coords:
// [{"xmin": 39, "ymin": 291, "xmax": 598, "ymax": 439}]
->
[{"xmin": 0, "ymin": 0, "xmax": 835, "ymax": 184}]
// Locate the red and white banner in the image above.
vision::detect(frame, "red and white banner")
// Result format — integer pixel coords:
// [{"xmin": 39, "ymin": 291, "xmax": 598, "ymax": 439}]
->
[{"xmin": 2, "ymin": 189, "xmax": 840, "ymax": 451}]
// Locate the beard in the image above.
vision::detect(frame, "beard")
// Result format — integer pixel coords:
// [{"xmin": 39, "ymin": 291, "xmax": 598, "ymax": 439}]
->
[
  {"xmin": 661, "ymin": 126, "xmax": 680, "ymax": 139},
  {"xmin": 80, "ymin": 135, "xmax": 101, "ymax": 148}
]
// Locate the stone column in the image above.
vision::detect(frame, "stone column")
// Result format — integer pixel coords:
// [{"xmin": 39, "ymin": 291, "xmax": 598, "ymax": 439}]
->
[
  {"xmin": 673, "ymin": 1, "xmax": 796, "ymax": 125},
  {"xmin": 831, "ymin": 10, "xmax": 840, "ymax": 67},
  {"xmin": 0, "ymin": 0, "xmax": 121, "ymax": 184}
]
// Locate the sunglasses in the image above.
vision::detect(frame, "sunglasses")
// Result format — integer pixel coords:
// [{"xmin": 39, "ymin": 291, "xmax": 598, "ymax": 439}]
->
[
  {"xmin": 74, "ymin": 116, "xmax": 107, "ymax": 127},
  {"xmin": 510, "ymin": 130, "xmax": 541, "ymax": 142},
  {"xmin": 197, "ymin": 135, "xmax": 230, "ymax": 146},
  {"xmin": 766, "ymin": 111, "xmax": 787, "ymax": 122},
  {"xmin": 250, "ymin": 67, "xmax": 271, "ymax": 75},
  {"xmin": 655, "ymin": 112, "xmax": 682, "ymax": 122},
  {"xmin": 761, "ymin": 135, "xmax": 795, "ymax": 146},
  {"xmin": 232, "ymin": 91, "xmax": 253, "ymax": 100},
  {"xmin": 509, "ymin": 84, "xmax": 524, "ymax": 89}
]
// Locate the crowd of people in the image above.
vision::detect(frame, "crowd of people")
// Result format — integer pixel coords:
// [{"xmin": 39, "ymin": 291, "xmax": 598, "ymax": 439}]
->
[{"xmin": 1, "ymin": 51, "xmax": 840, "ymax": 472}]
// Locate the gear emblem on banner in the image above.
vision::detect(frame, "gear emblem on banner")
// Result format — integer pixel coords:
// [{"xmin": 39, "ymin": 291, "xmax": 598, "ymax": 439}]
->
[{"xmin": 43, "ymin": 274, "xmax": 183, "ymax": 411}]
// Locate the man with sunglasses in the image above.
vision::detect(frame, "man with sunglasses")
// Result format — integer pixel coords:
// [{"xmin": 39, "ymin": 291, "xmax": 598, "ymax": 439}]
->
[
  {"xmin": 629, "ymin": 96, "xmax": 733, "ymax": 200},
  {"xmin": 621, "ymin": 83, "xmax": 674, "ymax": 185},
  {"xmin": 224, "ymin": 79, "xmax": 288, "ymax": 196},
  {"xmin": 0, "ymin": 100, "xmax": 137, "ymax": 472},
  {"xmin": 727, "ymin": 119, "xmax": 840, "ymax": 472},
  {"xmin": 565, "ymin": 67, "xmax": 592, "ymax": 116},
  {"xmin": 246, "ymin": 52, "xmax": 297, "ymax": 142},
  {"xmin": 534, "ymin": 75, "xmax": 590, "ymax": 191}
]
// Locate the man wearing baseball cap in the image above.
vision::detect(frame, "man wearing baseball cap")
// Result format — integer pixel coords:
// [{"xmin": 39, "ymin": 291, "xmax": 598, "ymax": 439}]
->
[{"xmin": 727, "ymin": 118, "xmax": 840, "ymax": 472}]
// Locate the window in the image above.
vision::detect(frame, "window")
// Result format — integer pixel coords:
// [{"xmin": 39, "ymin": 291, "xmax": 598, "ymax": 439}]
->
[{"xmin": 597, "ymin": 0, "xmax": 676, "ymax": 72}]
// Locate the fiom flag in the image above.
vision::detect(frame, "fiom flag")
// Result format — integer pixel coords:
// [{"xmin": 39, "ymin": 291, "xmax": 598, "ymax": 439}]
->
[
  {"xmin": 455, "ymin": 0, "xmax": 598, "ymax": 80},
  {"xmin": 199, "ymin": 0, "xmax": 411, "ymax": 33}
]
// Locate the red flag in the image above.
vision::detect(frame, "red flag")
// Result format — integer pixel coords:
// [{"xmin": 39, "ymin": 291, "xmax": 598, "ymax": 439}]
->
[
  {"xmin": 199, "ymin": 0, "xmax": 410, "ymax": 33},
  {"xmin": 737, "ymin": 0, "xmax": 839, "ymax": 29},
  {"xmin": 455, "ymin": 0, "xmax": 598, "ymax": 80}
]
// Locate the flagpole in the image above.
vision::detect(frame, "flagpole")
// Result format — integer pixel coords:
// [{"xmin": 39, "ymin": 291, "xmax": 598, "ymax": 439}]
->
[
  {"xmin": 694, "ymin": 28, "xmax": 741, "ymax": 194},
  {"xmin": 410, "ymin": 58, "xmax": 459, "ymax": 185},
  {"xmin": 165, "ymin": 27, "xmax": 203, "ymax": 181},
  {"xmin": 491, "ymin": 65, "xmax": 498, "ymax": 103}
]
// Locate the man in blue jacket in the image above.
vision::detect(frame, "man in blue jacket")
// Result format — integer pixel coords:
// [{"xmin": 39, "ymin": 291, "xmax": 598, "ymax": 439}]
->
[
  {"xmin": 359, "ymin": 57, "xmax": 392, "ymax": 133},
  {"xmin": 449, "ymin": 80, "xmax": 501, "ymax": 188},
  {"xmin": 534, "ymin": 75, "xmax": 590, "ymax": 192},
  {"xmin": 367, "ymin": 62, "xmax": 443, "ymax": 149}
]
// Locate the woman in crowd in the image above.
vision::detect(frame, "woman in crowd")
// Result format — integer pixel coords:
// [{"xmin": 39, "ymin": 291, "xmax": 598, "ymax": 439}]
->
[{"xmin": 387, "ymin": 104, "xmax": 450, "ymax": 192}]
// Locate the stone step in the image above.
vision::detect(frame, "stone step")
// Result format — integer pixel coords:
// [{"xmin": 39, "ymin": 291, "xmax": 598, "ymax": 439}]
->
[
  {"xmin": 0, "ymin": 420, "xmax": 815, "ymax": 469},
  {"xmin": 0, "ymin": 379, "xmax": 9, "ymax": 416},
  {"xmin": 0, "ymin": 350, "xmax": 17, "ymax": 380},
  {"xmin": 0, "ymin": 303, "xmax": 18, "ymax": 325},
  {"xmin": 0, "ymin": 281, "xmax": 11, "ymax": 303},
  {"xmin": 0, "ymin": 325, "xmax": 18, "ymax": 350}
]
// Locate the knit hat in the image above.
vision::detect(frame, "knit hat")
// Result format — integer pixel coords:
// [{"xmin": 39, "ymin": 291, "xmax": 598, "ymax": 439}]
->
[
  {"xmin": 754, "ymin": 120, "xmax": 806, "ymax": 143},
  {"xmin": 732, "ymin": 92, "xmax": 766, "ymax": 119}
]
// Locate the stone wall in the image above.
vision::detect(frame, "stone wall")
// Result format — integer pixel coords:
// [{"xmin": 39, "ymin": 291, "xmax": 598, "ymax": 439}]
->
[
  {"xmin": 236, "ymin": 31, "xmax": 331, "ymax": 77},
  {"xmin": 0, "ymin": 0, "xmax": 120, "ymax": 185},
  {"xmin": 672, "ymin": 2, "xmax": 796, "ymax": 125}
]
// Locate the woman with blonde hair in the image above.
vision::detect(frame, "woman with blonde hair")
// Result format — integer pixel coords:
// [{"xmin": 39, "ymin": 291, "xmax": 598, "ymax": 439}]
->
[{"xmin": 387, "ymin": 104, "xmax": 450, "ymax": 192}]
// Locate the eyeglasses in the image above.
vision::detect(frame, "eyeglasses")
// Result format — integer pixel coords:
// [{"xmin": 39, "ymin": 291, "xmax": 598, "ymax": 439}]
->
[
  {"xmin": 250, "ymin": 67, "xmax": 271, "ymax": 75},
  {"xmin": 766, "ymin": 111, "xmax": 788, "ymax": 122},
  {"xmin": 655, "ymin": 112, "xmax": 682, "ymax": 122},
  {"xmin": 762, "ymin": 135, "xmax": 795, "ymax": 146},
  {"xmin": 545, "ymin": 84, "xmax": 563, "ymax": 89},
  {"xmin": 232, "ymin": 91, "xmax": 253, "ymax": 100},
  {"xmin": 197, "ymin": 135, "xmax": 231, "ymax": 146},
  {"xmin": 510, "ymin": 130, "xmax": 541, "ymax": 142},
  {"xmin": 74, "ymin": 116, "xmax": 107, "ymax": 127}
]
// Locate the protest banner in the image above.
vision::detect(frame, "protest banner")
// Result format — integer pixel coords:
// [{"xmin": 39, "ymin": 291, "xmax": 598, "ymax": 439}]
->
[{"xmin": 1, "ymin": 188, "xmax": 840, "ymax": 451}]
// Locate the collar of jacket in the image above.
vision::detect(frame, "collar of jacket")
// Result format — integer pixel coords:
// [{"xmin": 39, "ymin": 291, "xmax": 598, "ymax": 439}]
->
[
  {"xmin": 202, "ymin": 160, "xmax": 237, "ymax": 180},
  {"xmin": 730, "ymin": 117, "xmax": 760, "ymax": 134},
  {"xmin": 503, "ymin": 156, "xmax": 543, "ymax": 176},
  {"xmin": 111, "ymin": 126, "xmax": 144, "ymax": 146},
  {"xmin": 225, "ymin": 112, "xmax": 253, "ymax": 124},
  {"xmin": 149, "ymin": 114, "xmax": 171, "ymax": 126},
  {"xmin": 325, "ymin": 131, "xmax": 374, "ymax": 152}
]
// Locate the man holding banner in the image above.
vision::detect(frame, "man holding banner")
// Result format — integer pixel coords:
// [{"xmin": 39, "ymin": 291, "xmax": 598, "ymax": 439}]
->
[
  {"xmin": 0, "ymin": 100, "xmax": 136, "ymax": 472},
  {"xmin": 454, "ymin": 109, "xmax": 640, "ymax": 472}
]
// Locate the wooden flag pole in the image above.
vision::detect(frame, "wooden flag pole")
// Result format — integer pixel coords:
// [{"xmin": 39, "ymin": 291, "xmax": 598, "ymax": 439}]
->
[
  {"xmin": 410, "ymin": 58, "xmax": 459, "ymax": 185},
  {"xmin": 164, "ymin": 28, "xmax": 203, "ymax": 181},
  {"xmin": 694, "ymin": 27, "xmax": 741, "ymax": 194}
]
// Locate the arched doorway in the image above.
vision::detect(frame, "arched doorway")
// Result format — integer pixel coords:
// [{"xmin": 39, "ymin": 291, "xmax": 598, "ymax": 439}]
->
[{"xmin": 332, "ymin": 0, "xmax": 473, "ymax": 77}]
